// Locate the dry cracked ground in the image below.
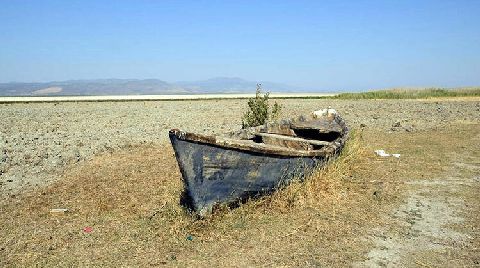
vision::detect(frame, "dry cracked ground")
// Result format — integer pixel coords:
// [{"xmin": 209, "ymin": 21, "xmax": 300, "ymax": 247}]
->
[{"xmin": 0, "ymin": 98, "xmax": 479, "ymax": 267}]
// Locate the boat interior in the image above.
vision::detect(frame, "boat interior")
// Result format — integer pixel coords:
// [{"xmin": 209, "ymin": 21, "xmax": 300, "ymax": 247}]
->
[
  {"xmin": 171, "ymin": 114, "xmax": 349, "ymax": 157},
  {"xmin": 222, "ymin": 115, "xmax": 346, "ymax": 152}
]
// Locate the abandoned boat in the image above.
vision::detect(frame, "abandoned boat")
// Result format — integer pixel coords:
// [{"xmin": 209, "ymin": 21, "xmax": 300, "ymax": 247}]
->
[{"xmin": 169, "ymin": 110, "xmax": 349, "ymax": 216}]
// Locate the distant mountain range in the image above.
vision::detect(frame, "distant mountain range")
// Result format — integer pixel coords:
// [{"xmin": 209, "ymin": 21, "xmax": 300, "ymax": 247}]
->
[{"xmin": 0, "ymin": 77, "xmax": 305, "ymax": 96}]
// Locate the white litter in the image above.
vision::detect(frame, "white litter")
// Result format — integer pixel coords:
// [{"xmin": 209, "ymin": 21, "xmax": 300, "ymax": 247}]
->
[
  {"xmin": 50, "ymin": 208, "xmax": 69, "ymax": 214},
  {"xmin": 375, "ymin": 150, "xmax": 401, "ymax": 158},
  {"xmin": 374, "ymin": 150, "xmax": 390, "ymax": 157},
  {"xmin": 313, "ymin": 106, "xmax": 337, "ymax": 118}
]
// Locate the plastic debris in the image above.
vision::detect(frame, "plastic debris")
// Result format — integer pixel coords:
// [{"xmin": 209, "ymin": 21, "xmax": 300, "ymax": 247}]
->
[
  {"xmin": 83, "ymin": 226, "xmax": 93, "ymax": 233},
  {"xmin": 313, "ymin": 107, "xmax": 337, "ymax": 118},
  {"xmin": 186, "ymin": 235, "xmax": 194, "ymax": 241},
  {"xmin": 50, "ymin": 208, "xmax": 69, "ymax": 214},
  {"xmin": 374, "ymin": 150, "xmax": 390, "ymax": 157},
  {"xmin": 375, "ymin": 150, "xmax": 400, "ymax": 158}
]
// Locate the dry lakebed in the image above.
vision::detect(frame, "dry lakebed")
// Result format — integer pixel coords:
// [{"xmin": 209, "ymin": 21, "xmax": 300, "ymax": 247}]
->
[{"xmin": 0, "ymin": 98, "xmax": 479, "ymax": 267}]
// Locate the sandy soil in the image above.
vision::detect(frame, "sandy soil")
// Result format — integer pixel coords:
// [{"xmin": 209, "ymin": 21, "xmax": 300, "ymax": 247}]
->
[{"xmin": 0, "ymin": 98, "xmax": 479, "ymax": 267}]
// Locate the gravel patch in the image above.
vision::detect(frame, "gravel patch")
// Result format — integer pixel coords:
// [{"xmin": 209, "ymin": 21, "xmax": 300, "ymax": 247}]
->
[{"xmin": 1, "ymin": 98, "xmax": 479, "ymax": 196}]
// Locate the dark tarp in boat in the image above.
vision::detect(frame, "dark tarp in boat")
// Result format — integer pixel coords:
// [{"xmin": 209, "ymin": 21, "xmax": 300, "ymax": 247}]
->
[{"xmin": 169, "ymin": 111, "xmax": 349, "ymax": 216}]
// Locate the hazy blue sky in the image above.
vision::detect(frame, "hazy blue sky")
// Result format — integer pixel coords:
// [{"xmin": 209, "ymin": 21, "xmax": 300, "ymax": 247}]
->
[{"xmin": 1, "ymin": 0, "xmax": 479, "ymax": 90}]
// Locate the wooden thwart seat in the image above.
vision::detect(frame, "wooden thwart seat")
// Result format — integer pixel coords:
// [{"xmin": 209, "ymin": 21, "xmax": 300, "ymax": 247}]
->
[
  {"xmin": 215, "ymin": 137, "xmax": 328, "ymax": 157},
  {"xmin": 255, "ymin": 132, "xmax": 331, "ymax": 151}
]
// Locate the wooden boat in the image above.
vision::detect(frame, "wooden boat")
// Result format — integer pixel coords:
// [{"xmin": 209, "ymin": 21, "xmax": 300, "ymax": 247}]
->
[{"xmin": 169, "ymin": 111, "xmax": 349, "ymax": 216}]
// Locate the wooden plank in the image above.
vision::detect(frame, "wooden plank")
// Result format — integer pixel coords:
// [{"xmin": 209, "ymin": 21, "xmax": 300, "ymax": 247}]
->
[
  {"xmin": 265, "ymin": 124, "xmax": 297, "ymax": 136},
  {"xmin": 261, "ymin": 134, "xmax": 313, "ymax": 150},
  {"xmin": 215, "ymin": 137, "xmax": 328, "ymax": 157}
]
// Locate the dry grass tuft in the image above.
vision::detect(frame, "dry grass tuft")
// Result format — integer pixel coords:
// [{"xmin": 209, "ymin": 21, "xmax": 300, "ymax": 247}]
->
[
  {"xmin": 250, "ymin": 130, "xmax": 367, "ymax": 212},
  {"xmin": 0, "ymin": 130, "xmax": 391, "ymax": 267},
  {"xmin": 1, "ymin": 123, "xmax": 479, "ymax": 266}
]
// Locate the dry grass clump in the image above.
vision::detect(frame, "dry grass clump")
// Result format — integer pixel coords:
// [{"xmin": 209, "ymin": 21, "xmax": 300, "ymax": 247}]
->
[
  {"xmin": 2, "ymin": 123, "xmax": 478, "ymax": 266},
  {"xmin": 0, "ymin": 144, "xmax": 184, "ymax": 266},
  {"xmin": 252, "ymin": 130, "xmax": 367, "ymax": 212},
  {"xmin": 0, "ymin": 130, "xmax": 382, "ymax": 267}
]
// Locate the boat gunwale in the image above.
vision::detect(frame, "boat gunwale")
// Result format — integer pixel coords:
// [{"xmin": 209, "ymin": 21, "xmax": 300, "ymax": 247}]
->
[{"xmin": 169, "ymin": 131, "xmax": 329, "ymax": 157}]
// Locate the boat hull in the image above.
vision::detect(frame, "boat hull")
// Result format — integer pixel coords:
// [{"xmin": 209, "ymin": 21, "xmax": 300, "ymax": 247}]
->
[{"xmin": 170, "ymin": 134, "xmax": 324, "ymax": 216}]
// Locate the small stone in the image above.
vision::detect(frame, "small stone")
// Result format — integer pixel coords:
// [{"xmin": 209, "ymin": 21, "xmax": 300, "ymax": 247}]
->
[{"xmin": 393, "ymin": 121, "xmax": 401, "ymax": 127}]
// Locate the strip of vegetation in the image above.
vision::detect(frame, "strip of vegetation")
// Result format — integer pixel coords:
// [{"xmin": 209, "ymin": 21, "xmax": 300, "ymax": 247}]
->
[{"xmin": 331, "ymin": 87, "xmax": 480, "ymax": 99}]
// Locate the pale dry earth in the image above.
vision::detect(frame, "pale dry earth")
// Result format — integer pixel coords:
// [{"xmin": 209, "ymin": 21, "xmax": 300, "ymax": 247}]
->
[
  {"xmin": 0, "ymin": 93, "xmax": 334, "ymax": 103},
  {"xmin": 1, "ymin": 98, "xmax": 479, "ymax": 197},
  {"xmin": 0, "ymin": 98, "xmax": 479, "ymax": 267},
  {"xmin": 360, "ymin": 143, "xmax": 479, "ymax": 267}
]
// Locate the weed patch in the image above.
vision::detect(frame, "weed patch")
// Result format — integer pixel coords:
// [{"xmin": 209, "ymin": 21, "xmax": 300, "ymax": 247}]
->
[{"xmin": 332, "ymin": 87, "xmax": 480, "ymax": 99}]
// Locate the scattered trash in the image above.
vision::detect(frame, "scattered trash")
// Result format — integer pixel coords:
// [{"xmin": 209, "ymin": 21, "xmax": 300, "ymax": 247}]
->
[
  {"xmin": 186, "ymin": 235, "xmax": 194, "ymax": 241},
  {"xmin": 83, "ymin": 226, "xmax": 93, "ymax": 233},
  {"xmin": 313, "ymin": 107, "xmax": 337, "ymax": 118},
  {"xmin": 50, "ymin": 208, "xmax": 69, "ymax": 214},
  {"xmin": 375, "ymin": 150, "xmax": 401, "ymax": 158},
  {"xmin": 374, "ymin": 150, "xmax": 390, "ymax": 157}
]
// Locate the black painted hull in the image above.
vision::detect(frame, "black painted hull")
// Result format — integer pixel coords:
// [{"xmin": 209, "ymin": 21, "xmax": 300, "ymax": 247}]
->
[{"xmin": 169, "ymin": 134, "xmax": 325, "ymax": 215}]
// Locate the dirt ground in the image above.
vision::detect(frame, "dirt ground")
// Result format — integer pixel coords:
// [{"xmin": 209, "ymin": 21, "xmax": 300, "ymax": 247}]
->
[{"xmin": 0, "ymin": 98, "xmax": 479, "ymax": 267}]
